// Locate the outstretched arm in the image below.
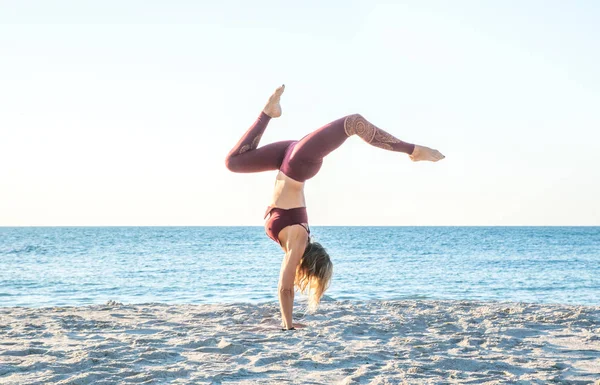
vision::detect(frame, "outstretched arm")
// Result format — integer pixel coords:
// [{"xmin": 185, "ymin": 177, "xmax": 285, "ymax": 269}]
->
[
  {"xmin": 278, "ymin": 255, "xmax": 297, "ymax": 329},
  {"xmin": 277, "ymin": 225, "xmax": 309, "ymax": 330}
]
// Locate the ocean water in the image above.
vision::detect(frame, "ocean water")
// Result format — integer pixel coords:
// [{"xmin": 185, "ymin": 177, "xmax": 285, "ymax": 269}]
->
[{"xmin": 0, "ymin": 227, "xmax": 598, "ymax": 308}]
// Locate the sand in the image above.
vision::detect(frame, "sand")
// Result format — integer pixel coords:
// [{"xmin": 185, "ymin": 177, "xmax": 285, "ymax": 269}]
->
[{"xmin": 1, "ymin": 299, "xmax": 599, "ymax": 384}]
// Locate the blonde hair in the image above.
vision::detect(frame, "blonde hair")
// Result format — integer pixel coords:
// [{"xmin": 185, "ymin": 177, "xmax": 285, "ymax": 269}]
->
[{"xmin": 295, "ymin": 240, "xmax": 333, "ymax": 312}]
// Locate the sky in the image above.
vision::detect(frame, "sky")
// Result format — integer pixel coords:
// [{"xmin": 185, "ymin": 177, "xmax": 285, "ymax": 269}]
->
[{"xmin": 0, "ymin": 0, "xmax": 599, "ymax": 226}]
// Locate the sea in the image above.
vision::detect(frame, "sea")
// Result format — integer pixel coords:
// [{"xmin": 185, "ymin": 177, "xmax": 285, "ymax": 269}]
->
[{"xmin": 1, "ymin": 227, "xmax": 598, "ymax": 308}]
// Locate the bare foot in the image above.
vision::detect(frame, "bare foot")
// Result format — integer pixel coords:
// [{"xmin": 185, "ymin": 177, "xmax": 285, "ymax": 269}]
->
[
  {"xmin": 263, "ymin": 84, "xmax": 285, "ymax": 118},
  {"xmin": 409, "ymin": 145, "xmax": 445, "ymax": 162}
]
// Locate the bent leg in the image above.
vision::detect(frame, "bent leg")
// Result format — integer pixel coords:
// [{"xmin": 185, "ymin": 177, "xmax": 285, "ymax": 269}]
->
[
  {"xmin": 226, "ymin": 139, "xmax": 295, "ymax": 173},
  {"xmin": 226, "ymin": 112, "xmax": 271, "ymax": 160},
  {"xmin": 225, "ymin": 112, "xmax": 293, "ymax": 173}
]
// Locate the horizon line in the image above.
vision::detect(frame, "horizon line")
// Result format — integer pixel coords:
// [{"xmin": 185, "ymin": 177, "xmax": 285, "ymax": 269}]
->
[{"xmin": 1, "ymin": 225, "xmax": 599, "ymax": 228}]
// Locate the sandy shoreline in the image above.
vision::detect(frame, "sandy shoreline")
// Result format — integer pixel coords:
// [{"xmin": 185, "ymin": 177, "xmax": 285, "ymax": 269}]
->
[{"xmin": 1, "ymin": 299, "xmax": 599, "ymax": 384}]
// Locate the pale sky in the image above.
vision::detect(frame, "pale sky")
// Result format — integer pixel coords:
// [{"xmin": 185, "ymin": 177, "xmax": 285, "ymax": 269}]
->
[{"xmin": 1, "ymin": 0, "xmax": 599, "ymax": 226}]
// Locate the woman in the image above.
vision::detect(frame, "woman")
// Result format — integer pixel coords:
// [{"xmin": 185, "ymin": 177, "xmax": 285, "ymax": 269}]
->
[{"xmin": 225, "ymin": 85, "xmax": 444, "ymax": 330}]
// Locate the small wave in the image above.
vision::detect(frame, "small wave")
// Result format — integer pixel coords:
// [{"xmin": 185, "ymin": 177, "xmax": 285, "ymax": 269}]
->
[
  {"xmin": 1, "ymin": 245, "xmax": 48, "ymax": 255},
  {"xmin": 388, "ymin": 294, "xmax": 431, "ymax": 300}
]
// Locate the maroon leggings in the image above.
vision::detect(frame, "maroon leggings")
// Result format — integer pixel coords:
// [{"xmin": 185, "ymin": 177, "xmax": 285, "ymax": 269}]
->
[{"xmin": 225, "ymin": 112, "xmax": 415, "ymax": 182}]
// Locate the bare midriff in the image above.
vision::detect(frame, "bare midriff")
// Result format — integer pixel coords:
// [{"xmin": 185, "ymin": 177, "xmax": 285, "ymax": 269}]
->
[{"xmin": 269, "ymin": 171, "xmax": 306, "ymax": 210}]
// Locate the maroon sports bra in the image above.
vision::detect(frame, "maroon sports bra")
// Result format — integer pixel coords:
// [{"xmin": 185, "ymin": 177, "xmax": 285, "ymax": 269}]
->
[{"xmin": 264, "ymin": 206, "xmax": 310, "ymax": 245}]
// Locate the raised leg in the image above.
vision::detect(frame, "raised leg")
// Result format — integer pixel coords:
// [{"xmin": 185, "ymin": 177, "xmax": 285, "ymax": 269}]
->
[
  {"xmin": 225, "ymin": 85, "xmax": 294, "ymax": 173},
  {"xmin": 291, "ymin": 116, "xmax": 350, "ymax": 162},
  {"xmin": 344, "ymin": 114, "xmax": 414, "ymax": 154},
  {"xmin": 225, "ymin": 139, "xmax": 296, "ymax": 173},
  {"xmin": 344, "ymin": 114, "xmax": 444, "ymax": 162},
  {"xmin": 292, "ymin": 113, "xmax": 444, "ymax": 163}
]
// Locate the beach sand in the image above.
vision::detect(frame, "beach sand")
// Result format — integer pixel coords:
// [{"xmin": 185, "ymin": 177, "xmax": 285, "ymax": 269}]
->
[{"xmin": 1, "ymin": 299, "xmax": 599, "ymax": 384}]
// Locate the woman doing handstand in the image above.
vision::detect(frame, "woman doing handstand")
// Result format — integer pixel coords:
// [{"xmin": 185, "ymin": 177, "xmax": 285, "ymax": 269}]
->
[{"xmin": 225, "ymin": 85, "xmax": 444, "ymax": 330}]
